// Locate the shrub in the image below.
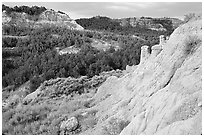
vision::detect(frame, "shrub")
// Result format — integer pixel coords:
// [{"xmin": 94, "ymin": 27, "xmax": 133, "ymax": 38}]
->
[
  {"xmin": 7, "ymin": 95, "xmax": 20, "ymax": 109},
  {"xmin": 2, "ymin": 104, "xmax": 52, "ymax": 135},
  {"xmin": 184, "ymin": 35, "xmax": 201, "ymax": 55},
  {"xmin": 30, "ymin": 75, "xmax": 43, "ymax": 93}
]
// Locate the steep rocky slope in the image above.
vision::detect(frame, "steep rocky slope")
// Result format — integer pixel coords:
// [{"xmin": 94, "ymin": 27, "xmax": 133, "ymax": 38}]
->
[
  {"xmin": 2, "ymin": 19, "xmax": 201, "ymax": 135},
  {"xmin": 81, "ymin": 19, "xmax": 201, "ymax": 135},
  {"xmin": 2, "ymin": 9, "xmax": 83, "ymax": 30}
]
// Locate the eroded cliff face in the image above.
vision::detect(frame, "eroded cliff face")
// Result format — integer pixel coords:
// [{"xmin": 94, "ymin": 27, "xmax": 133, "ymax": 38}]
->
[
  {"xmin": 81, "ymin": 19, "xmax": 202, "ymax": 135},
  {"xmin": 118, "ymin": 17, "xmax": 167, "ymax": 31},
  {"xmin": 115, "ymin": 17, "xmax": 183, "ymax": 31},
  {"xmin": 2, "ymin": 9, "xmax": 84, "ymax": 30},
  {"xmin": 2, "ymin": 19, "xmax": 201, "ymax": 135}
]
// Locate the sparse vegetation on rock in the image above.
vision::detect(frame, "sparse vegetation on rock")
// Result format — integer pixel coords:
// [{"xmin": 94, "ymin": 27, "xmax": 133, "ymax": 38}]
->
[
  {"xmin": 2, "ymin": 4, "xmax": 83, "ymax": 30},
  {"xmin": 102, "ymin": 117, "xmax": 130, "ymax": 135},
  {"xmin": 2, "ymin": 69, "xmax": 123, "ymax": 135},
  {"xmin": 184, "ymin": 13, "xmax": 202, "ymax": 23},
  {"xmin": 184, "ymin": 35, "xmax": 201, "ymax": 55},
  {"xmin": 2, "ymin": 4, "xmax": 201, "ymax": 135}
]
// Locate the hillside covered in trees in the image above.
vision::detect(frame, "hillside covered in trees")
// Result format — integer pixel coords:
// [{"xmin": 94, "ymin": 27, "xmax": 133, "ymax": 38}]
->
[
  {"xmin": 75, "ymin": 16, "xmax": 181, "ymax": 36},
  {"xmin": 2, "ymin": 4, "xmax": 47, "ymax": 15},
  {"xmin": 3, "ymin": 25, "xmax": 145, "ymax": 90},
  {"xmin": 2, "ymin": 4, "xmax": 177, "ymax": 97},
  {"xmin": 2, "ymin": 13, "xmax": 201, "ymax": 135},
  {"xmin": 3, "ymin": 3, "xmax": 201, "ymax": 135}
]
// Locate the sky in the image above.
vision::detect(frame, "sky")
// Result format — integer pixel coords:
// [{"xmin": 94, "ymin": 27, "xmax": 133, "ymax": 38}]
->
[{"xmin": 3, "ymin": 2, "xmax": 202, "ymax": 20}]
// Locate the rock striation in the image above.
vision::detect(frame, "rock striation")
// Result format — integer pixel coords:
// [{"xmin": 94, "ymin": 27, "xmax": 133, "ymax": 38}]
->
[
  {"xmin": 81, "ymin": 19, "xmax": 202, "ymax": 135},
  {"xmin": 115, "ymin": 17, "xmax": 183, "ymax": 31},
  {"xmin": 2, "ymin": 9, "xmax": 84, "ymax": 30}
]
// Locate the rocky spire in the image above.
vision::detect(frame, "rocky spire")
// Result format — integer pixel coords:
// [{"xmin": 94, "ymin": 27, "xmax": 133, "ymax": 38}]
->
[{"xmin": 140, "ymin": 46, "xmax": 150, "ymax": 63}]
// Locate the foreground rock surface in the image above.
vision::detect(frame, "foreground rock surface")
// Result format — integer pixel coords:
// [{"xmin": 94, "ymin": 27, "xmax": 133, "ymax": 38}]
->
[
  {"xmin": 2, "ymin": 19, "xmax": 202, "ymax": 135},
  {"xmin": 81, "ymin": 19, "xmax": 202, "ymax": 135}
]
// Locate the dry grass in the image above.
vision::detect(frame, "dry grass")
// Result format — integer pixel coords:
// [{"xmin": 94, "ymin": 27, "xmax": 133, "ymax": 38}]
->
[{"xmin": 102, "ymin": 117, "xmax": 130, "ymax": 135}]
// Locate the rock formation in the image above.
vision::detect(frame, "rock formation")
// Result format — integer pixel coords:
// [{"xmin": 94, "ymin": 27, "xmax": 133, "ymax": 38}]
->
[
  {"xmin": 2, "ymin": 9, "xmax": 84, "ymax": 30},
  {"xmin": 2, "ymin": 19, "xmax": 201, "ymax": 135},
  {"xmin": 115, "ymin": 17, "xmax": 183, "ymax": 31},
  {"xmin": 117, "ymin": 17, "xmax": 167, "ymax": 31},
  {"xmin": 141, "ymin": 35, "xmax": 169, "ymax": 62},
  {"xmin": 140, "ymin": 45, "xmax": 150, "ymax": 63},
  {"xmin": 80, "ymin": 19, "xmax": 202, "ymax": 135},
  {"xmin": 60, "ymin": 117, "xmax": 79, "ymax": 134}
]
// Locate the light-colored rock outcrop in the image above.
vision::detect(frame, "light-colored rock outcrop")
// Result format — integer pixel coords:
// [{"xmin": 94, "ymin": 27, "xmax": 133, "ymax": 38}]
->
[
  {"xmin": 140, "ymin": 45, "xmax": 150, "ymax": 63},
  {"xmin": 36, "ymin": 9, "xmax": 84, "ymax": 30},
  {"xmin": 39, "ymin": 9, "xmax": 72, "ymax": 22},
  {"xmin": 116, "ymin": 17, "xmax": 183, "ymax": 31},
  {"xmin": 56, "ymin": 46, "xmax": 80, "ymax": 55},
  {"xmin": 2, "ymin": 17, "xmax": 201, "ymax": 135},
  {"xmin": 2, "ymin": 9, "xmax": 84, "ymax": 30},
  {"xmin": 60, "ymin": 117, "xmax": 79, "ymax": 133},
  {"xmin": 82, "ymin": 19, "xmax": 202, "ymax": 135},
  {"xmin": 117, "ymin": 17, "xmax": 168, "ymax": 31},
  {"xmin": 141, "ymin": 35, "xmax": 168, "ymax": 62}
]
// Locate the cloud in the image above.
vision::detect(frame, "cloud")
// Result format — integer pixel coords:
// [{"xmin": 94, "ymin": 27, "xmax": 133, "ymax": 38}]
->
[
  {"xmin": 113, "ymin": 2, "xmax": 157, "ymax": 9},
  {"xmin": 131, "ymin": 3, "xmax": 156, "ymax": 9},
  {"xmin": 3, "ymin": 2, "xmax": 202, "ymax": 19},
  {"xmin": 106, "ymin": 5, "xmax": 135, "ymax": 11}
]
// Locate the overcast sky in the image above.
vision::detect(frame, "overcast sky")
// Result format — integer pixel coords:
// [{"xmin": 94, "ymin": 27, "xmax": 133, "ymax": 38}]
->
[{"xmin": 3, "ymin": 2, "xmax": 202, "ymax": 20}]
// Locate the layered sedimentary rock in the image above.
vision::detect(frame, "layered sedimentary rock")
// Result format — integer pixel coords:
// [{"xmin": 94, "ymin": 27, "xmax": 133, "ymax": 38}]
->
[
  {"xmin": 2, "ymin": 9, "xmax": 84, "ymax": 30},
  {"xmin": 115, "ymin": 17, "xmax": 183, "ymax": 31}
]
